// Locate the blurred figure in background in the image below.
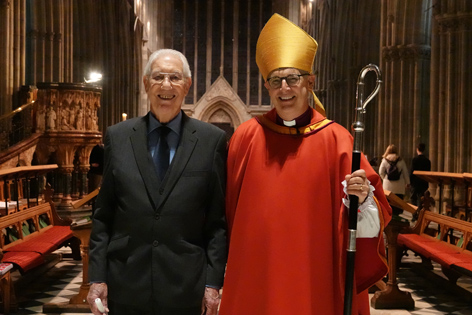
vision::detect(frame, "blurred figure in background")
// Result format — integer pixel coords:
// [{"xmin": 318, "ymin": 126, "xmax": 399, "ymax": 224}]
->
[
  {"xmin": 409, "ymin": 143, "xmax": 431, "ymax": 207},
  {"xmin": 379, "ymin": 144, "xmax": 410, "ymax": 215}
]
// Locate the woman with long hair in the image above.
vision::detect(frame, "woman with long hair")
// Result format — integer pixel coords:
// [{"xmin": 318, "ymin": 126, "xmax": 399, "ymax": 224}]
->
[{"xmin": 379, "ymin": 144, "xmax": 410, "ymax": 215}]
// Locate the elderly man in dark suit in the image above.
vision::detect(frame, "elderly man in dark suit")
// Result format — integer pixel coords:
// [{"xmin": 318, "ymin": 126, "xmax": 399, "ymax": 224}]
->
[{"xmin": 87, "ymin": 49, "xmax": 227, "ymax": 315}]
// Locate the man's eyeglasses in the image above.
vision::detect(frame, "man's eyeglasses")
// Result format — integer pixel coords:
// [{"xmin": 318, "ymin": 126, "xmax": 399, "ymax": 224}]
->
[
  {"xmin": 266, "ymin": 74, "xmax": 309, "ymax": 89},
  {"xmin": 149, "ymin": 72, "xmax": 185, "ymax": 85}
]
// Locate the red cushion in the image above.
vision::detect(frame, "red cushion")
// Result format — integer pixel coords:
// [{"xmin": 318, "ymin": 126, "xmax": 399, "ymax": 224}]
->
[
  {"xmin": 40, "ymin": 226, "xmax": 73, "ymax": 246},
  {"xmin": 431, "ymin": 250, "xmax": 464, "ymax": 266},
  {"xmin": 0, "ymin": 226, "xmax": 73, "ymax": 273},
  {"xmin": 398, "ymin": 233, "xmax": 438, "ymax": 246},
  {"xmin": 4, "ymin": 240, "xmax": 56, "ymax": 254},
  {"xmin": 433, "ymin": 244, "xmax": 472, "ymax": 266},
  {"xmin": 398, "ymin": 234, "xmax": 440, "ymax": 258},
  {"xmin": 452, "ymin": 251, "xmax": 472, "ymax": 264},
  {"xmin": 3, "ymin": 226, "xmax": 73, "ymax": 255},
  {"xmin": 398, "ymin": 234, "xmax": 461, "ymax": 262},
  {"xmin": 398, "ymin": 234, "xmax": 470, "ymax": 267},
  {"xmin": 1, "ymin": 251, "xmax": 45, "ymax": 273}
]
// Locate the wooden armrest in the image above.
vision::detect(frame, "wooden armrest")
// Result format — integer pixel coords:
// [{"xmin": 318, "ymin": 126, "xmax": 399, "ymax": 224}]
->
[
  {"xmin": 383, "ymin": 189, "xmax": 417, "ymax": 214},
  {"xmin": 71, "ymin": 188, "xmax": 100, "ymax": 209}
]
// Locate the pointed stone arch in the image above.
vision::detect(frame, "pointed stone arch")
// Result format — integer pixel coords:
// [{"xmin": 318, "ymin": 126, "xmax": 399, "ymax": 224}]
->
[{"xmin": 190, "ymin": 76, "xmax": 251, "ymax": 129}]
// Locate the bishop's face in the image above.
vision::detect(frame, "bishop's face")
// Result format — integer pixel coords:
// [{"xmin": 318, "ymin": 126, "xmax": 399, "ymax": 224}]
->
[
  {"xmin": 264, "ymin": 68, "xmax": 315, "ymax": 121},
  {"xmin": 143, "ymin": 54, "xmax": 192, "ymax": 123}
]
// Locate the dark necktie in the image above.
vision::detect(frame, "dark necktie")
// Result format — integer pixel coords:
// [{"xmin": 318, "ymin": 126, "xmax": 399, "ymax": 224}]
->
[{"xmin": 155, "ymin": 125, "xmax": 170, "ymax": 180}]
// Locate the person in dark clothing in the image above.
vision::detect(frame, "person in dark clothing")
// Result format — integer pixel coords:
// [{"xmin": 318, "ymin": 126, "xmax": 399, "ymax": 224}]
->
[
  {"xmin": 410, "ymin": 143, "xmax": 431, "ymax": 207},
  {"xmin": 88, "ymin": 143, "xmax": 104, "ymax": 192}
]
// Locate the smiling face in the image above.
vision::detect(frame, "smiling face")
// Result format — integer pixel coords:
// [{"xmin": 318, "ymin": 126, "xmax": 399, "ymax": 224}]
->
[
  {"xmin": 264, "ymin": 68, "xmax": 315, "ymax": 121},
  {"xmin": 143, "ymin": 54, "xmax": 192, "ymax": 123}
]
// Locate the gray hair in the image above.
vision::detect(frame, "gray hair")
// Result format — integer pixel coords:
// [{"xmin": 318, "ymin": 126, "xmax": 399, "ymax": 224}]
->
[{"xmin": 144, "ymin": 49, "xmax": 192, "ymax": 79}]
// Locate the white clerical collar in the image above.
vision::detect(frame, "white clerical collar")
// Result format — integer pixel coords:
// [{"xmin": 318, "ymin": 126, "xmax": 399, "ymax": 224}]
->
[{"xmin": 283, "ymin": 119, "xmax": 296, "ymax": 127}]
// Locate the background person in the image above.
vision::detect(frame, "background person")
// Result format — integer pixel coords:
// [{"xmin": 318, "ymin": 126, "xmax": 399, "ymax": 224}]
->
[
  {"xmin": 379, "ymin": 144, "xmax": 410, "ymax": 215},
  {"xmin": 86, "ymin": 49, "xmax": 227, "ymax": 315},
  {"xmin": 88, "ymin": 143, "xmax": 104, "ymax": 193},
  {"xmin": 409, "ymin": 143, "xmax": 431, "ymax": 207}
]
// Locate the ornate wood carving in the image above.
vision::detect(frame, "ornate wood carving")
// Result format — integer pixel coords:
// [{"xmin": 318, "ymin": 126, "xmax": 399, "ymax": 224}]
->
[{"xmin": 34, "ymin": 83, "xmax": 102, "ymax": 208}]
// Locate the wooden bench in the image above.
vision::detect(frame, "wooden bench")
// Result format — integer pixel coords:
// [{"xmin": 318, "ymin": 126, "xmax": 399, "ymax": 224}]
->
[
  {"xmin": 0, "ymin": 186, "xmax": 79, "ymax": 313},
  {"xmin": 397, "ymin": 208, "xmax": 472, "ymax": 284},
  {"xmin": 372, "ymin": 189, "xmax": 472, "ymax": 309}
]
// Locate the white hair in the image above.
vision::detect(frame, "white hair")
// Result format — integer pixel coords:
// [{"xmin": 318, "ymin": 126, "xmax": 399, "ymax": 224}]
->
[{"xmin": 143, "ymin": 49, "xmax": 192, "ymax": 79}]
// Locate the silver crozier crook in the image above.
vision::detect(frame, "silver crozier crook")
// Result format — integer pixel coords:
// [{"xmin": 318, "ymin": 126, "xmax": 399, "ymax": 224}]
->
[{"xmin": 343, "ymin": 64, "xmax": 382, "ymax": 315}]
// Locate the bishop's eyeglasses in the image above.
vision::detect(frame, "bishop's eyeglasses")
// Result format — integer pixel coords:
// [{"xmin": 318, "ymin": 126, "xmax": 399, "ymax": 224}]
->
[{"xmin": 266, "ymin": 74, "xmax": 309, "ymax": 89}]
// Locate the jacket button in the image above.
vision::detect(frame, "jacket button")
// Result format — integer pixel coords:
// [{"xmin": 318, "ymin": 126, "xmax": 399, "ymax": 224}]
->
[
  {"xmin": 155, "ymin": 214, "xmax": 160, "ymax": 220},
  {"xmin": 159, "ymin": 188, "xmax": 164, "ymax": 194},
  {"xmin": 153, "ymin": 240, "xmax": 159, "ymax": 247}
]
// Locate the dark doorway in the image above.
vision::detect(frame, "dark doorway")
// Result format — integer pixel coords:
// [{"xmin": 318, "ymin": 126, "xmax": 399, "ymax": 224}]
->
[{"xmin": 212, "ymin": 123, "xmax": 234, "ymax": 142}]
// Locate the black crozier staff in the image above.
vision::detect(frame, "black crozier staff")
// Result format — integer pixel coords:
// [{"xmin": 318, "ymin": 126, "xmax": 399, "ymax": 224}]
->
[{"xmin": 344, "ymin": 64, "xmax": 382, "ymax": 315}]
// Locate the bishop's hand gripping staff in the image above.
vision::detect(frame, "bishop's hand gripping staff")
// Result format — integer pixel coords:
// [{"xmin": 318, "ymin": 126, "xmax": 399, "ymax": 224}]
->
[{"xmin": 343, "ymin": 64, "xmax": 382, "ymax": 315}]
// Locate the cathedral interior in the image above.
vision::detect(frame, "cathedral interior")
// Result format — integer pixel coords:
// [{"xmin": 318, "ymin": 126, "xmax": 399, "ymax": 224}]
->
[
  {"xmin": 0, "ymin": 0, "xmax": 471, "ymax": 314},
  {"xmin": 1, "ymin": 0, "xmax": 471, "ymax": 172}
]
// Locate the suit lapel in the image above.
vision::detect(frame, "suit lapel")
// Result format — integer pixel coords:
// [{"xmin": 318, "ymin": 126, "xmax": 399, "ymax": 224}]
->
[
  {"xmin": 155, "ymin": 114, "xmax": 198, "ymax": 211},
  {"xmin": 130, "ymin": 114, "xmax": 161, "ymax": 210}
]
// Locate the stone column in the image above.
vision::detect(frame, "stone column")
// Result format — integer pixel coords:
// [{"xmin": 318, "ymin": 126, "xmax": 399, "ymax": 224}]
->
[
  {"xmin": 77, "ymin": 146, "xmax": 93, "ymax": 199},
  {"xmin": 0, "ymin": 0, "xmax": 11, "ymax": 115},
  {"xmin": 79, "ymin": 166, "xmax": 89, "ymax": 199},
  {"xmin": 71, "ymin": 162, "xmax": 79, "ymax": 200},
  {"xmin": 59, "ymin": 166, "xmax": 74, "ymax": 206},
  {"xmin": 429, "ymin": 1, "xmax": 472, "ymax": 173},
  {"xmin": 55, "ymin": 144, "xmax": 76, "ymax": 207},
  {"xmin": 379, "ymin": 0, "xmax": 432, "ymax": 164}
]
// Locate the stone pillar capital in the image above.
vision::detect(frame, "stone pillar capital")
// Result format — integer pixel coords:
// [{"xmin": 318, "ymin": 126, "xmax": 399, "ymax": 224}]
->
[
  {"xmin": 60, "ymin": 166, "xmax": 75, "ymax": 174},
  {"xmin": 56, "ymin": 145, "xmax": 77, "ymax": 166},
  {"xmin": 79, "ymin": 165, "xmax": 90, "ymax": 173},
  {"xmin": 382, "ymin": 45, "xmax": 431, "ymax": 62}
]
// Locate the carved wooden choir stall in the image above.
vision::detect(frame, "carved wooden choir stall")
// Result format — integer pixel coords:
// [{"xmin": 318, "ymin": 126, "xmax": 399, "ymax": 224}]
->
[{"xmin": 371, "ymin": 171, "xmax": 472, "ymax": 310}]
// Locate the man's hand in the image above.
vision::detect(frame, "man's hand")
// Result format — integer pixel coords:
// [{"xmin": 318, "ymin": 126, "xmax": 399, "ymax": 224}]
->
[
  {"xmin": 345, "ymin": 169, "xmax": 369, "ymax": 204},
  {"xmin": 87, "ymin": 282, "xmax": 109, "ymax": 315},
  {"xmin": 201, "ymin": 287, "xmax": 221, "ymax": 315}
]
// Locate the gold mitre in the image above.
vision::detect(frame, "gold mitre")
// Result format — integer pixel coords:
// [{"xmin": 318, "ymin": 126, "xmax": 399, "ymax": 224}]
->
[{"xmin": 256, "ymin": 13, "xmax": 326, "ymax": 116}]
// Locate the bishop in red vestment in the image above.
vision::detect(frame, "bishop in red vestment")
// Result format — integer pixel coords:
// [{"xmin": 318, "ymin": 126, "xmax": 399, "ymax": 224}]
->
[{"xmin": 219, "ymin": 14, "xmax": 392, "ymax": 315}]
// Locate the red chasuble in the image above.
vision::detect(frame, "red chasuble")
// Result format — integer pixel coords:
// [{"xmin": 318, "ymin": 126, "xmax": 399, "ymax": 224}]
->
[{"xmin": 219, "ymin": 108, "xmax": 391, "ymax": 315}]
